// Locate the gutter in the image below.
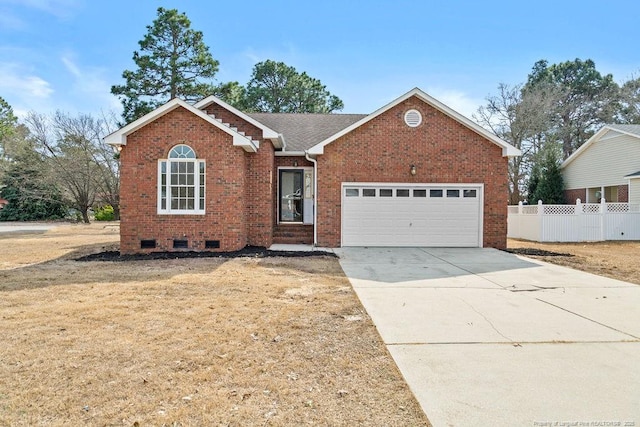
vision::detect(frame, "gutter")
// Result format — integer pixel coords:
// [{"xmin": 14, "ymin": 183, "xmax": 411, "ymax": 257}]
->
[{"xmin": 305, "ymin": 151, "xmax": 318, "ymax": 247}]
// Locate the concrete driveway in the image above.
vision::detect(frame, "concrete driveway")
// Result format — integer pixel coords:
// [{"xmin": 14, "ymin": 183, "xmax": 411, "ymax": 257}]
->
[
  {"xmin": 336, "ymin": 247, "xmax": 640, "ymax": 426},
  {"xmin": 0, "ymin": 222, "xmax": 59, "ymax": 234}
]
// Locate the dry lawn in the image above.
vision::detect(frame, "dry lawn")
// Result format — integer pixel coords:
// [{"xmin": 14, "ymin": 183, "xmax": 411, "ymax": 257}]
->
[
  {"xmin": 507, "ymin": 238, "xmax": 640, "ymax": 285},
  {"xmin": 0, "ymin": 223, "xmax": 429, "ymax": 426}
]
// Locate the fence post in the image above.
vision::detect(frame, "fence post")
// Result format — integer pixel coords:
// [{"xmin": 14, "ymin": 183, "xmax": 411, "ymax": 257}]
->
[
  {"xmin": 538, "ymin": 200, "xmax": 544, "ymax": 241},
  {"xmin": 576, "ymin": 198, "xmax": 582, "ymax": 241},
  {"xmin": 600, "ymin": 197, "xmax": 606, "ymax": 241},
  {"xmin": 517, "ymin": 201, "xmax": 523, "ymax": 239}
]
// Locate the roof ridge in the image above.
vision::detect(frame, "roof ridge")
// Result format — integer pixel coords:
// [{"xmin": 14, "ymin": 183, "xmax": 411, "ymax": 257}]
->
[{"xmin": 248, "ymin": 112, "xmax": 367, "ymax": 116}]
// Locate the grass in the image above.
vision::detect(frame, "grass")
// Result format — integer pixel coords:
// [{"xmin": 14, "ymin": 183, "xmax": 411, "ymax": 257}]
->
[
  {"xmin": 507, "ymin": 239, "xmax": 640, "ymax": 285},
  {"xmin": 0, "ymin": 223, "xmax": 429, "ymax": 426}
]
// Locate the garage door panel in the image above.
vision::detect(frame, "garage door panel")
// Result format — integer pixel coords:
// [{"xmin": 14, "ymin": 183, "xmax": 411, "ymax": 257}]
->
[{"xmin": 342, "ymin": 184, "xmax": 482, "ymax": 247}]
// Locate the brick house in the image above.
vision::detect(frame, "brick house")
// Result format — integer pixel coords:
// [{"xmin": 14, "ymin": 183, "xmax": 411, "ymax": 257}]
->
[{"xmin": 105, "ymin": 88, "xmax": 520, "ymax": 254}]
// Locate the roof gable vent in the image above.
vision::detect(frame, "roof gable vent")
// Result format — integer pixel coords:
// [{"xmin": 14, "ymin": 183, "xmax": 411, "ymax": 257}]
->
[{"xmin": 404, "ymin": 109, "xmax": 422, "ymax": 127}]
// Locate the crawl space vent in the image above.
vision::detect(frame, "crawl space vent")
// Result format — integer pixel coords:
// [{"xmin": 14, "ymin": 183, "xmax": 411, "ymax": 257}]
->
[
  {"xmin": 404, "ymin": 109, "xmax": 422, "ymax": 127},
  {"xmin": 173, "ymin": 239, "xmax": 188, "ymax": 249},
  {"xmin": 140, "ymin": 239, "xmax": 156, "ymax": 249}
]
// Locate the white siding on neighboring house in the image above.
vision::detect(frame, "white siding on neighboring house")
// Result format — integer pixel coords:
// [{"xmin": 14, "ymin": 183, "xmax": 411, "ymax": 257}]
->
[
  {"xmin": 562, "ymin": 131, "xmax": 640, "ymax": 190},
  {"xmin": 630, "ymin": 178, "xmax": 640, "ymax": 205}
]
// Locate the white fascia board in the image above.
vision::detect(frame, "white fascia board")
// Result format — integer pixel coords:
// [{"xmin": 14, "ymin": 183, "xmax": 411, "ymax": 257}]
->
[
  {"xmin": 103, "ymin": 98, "xmax": 257, "ymax": 153},
  {"xmin": 307, "ymin": 87, "xmax": 521, "ymax": 157},
  {"xmin": 103, "ymin": 99, "xmax": 186, "ymax": 146},
  {"xmin": 194, "ymin": 95, "xmax": 280, "ymax": 140}
]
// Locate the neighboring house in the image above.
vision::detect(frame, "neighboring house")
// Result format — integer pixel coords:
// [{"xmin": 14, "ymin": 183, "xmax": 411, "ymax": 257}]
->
[
  {"xmin": 105, "ymin": 87, "xmax": 520, "ymax": 254},
  {"xmin": 0, "ymin": 197, "xmax": 7, "ymax": 210},
  {"xmin": 562, "ymin": 124, "xmax": 640, "ymax": 205}
]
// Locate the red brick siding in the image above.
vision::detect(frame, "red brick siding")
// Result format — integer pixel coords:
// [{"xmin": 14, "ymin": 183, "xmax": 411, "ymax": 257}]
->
[
  {"xmin": 206, "ymin": 104, "xmax": 277, "ymax": 247},
  {"xmin": 275, "ymin": 156, "xmax": 314, "ymax": 169},
  {"xmin": 245, "ymin": 142, "xmax": 275, "ymax": 248},
  {"xmin": 618, "ymin": 184, "xmax": 629, "ymax": 202},
  {"xmin": 564, "ymin": 188, "xmax": 587, "ymax": 204},
  {"xmin": 120, "ymin": 107, "xmax": 251, "ymax": 254},
  {"xmin": 564, "ymin": 186, "xmax": 629, "ymax": 203},
  {"xmin": 316, "ymin": 96, "xmax": 509, "ymax": 249},
  {"xmin": 204, "ymin": 105, "xmax": 263, "ymax": 143}
]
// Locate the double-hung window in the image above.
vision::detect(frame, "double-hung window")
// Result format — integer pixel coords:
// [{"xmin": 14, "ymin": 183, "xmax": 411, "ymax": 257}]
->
[{"xmin": 158, "ymin": 145, "xmax": 205, "ymax": 214}]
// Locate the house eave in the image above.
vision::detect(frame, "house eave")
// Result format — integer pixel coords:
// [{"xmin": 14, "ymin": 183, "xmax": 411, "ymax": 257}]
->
[
  {"xmin": 103, "ymin": 98, "xmax": 258, "ymax": 153},
  {"xmin": 306, "ymin": 87, "xmax": 520, "ymax": 158},
  {"xmin": 194, "ymin": 95, "xmax": 280, "ymax": 141}
]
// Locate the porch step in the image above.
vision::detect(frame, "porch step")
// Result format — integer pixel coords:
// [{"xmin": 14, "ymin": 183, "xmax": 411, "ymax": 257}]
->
[{"xmin": 273, "ymin": 225, "xmax": 313, "ymax": 244}]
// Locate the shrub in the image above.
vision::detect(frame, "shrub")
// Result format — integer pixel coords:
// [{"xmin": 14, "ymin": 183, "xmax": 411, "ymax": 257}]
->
[{"xmin": 94, "ymin": 205, "xmax": 115, "ymax": 221}]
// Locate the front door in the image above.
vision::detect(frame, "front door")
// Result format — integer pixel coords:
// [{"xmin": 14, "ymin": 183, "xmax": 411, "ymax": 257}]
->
[{"xmin": 279, "ymin": 169, "xmax": 304, "ymax": 222}]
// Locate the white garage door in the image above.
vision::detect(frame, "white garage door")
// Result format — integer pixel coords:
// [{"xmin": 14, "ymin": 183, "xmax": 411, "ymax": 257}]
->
[{"xmin": 342, "ymin": 184, "xmax": 483, "ymax": 247}]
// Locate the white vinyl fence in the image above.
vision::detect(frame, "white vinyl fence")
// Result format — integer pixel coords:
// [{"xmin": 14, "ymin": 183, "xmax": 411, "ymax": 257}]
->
[{"xmin": 508, "ymin": 199, "xmax": 640, "ymax": 242}]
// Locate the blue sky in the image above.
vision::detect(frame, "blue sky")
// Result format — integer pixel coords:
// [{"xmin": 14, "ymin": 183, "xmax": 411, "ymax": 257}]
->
[{"xmin": 1, "ymin": 0, "xmax": 638, "ymax": 120}]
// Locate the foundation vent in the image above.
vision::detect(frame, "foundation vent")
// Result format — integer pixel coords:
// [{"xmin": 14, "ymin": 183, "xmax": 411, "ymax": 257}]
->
[
  {"xmin": 205, "ymin": 240, "xmax": 220, "ymax": 249},
  {"xmin": 140, "ymin": 239, "xmax": 156, "ymax": 249},
  {"xmin": 173, "ymin": 239, "xmax": 188, "ymax": 249}
]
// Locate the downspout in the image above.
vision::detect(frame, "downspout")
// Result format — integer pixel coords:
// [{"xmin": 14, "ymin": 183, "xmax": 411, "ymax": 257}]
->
[{"xmin": 305, "ymin": 151, "xmax": 318, "ymax": 247}]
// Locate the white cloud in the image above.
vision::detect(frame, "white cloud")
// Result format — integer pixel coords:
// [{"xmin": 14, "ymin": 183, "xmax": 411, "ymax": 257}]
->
[
  {"xmin": 0, "ymin": 0, "xmax": 82, "ymax": 18},
  {"xmin": 0, "ymin": 63, "xmax": 53, "ymax": 99},
  {"xmin": 426, "ymin": 88, "xmax": 484, "ymax": 120},
  {"xmin": 60, "ymin": 53, "xmax": 121, "ymax": 112},
  {"xmin": 0, "ymin": 63, "xmax": 54, "ymax": 118},
  {"xmin": 61, "ymin": 55, "xmax": 81, "ymax": 77},
  {"xmin": 0, "ymin": 8, "xmax": 25, "ymax": 30}
]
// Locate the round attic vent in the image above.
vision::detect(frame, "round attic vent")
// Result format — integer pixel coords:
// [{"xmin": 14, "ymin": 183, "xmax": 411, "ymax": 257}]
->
[{"xmin": 404, "ymin": 109, "xmax": 422, "ymax": 127}]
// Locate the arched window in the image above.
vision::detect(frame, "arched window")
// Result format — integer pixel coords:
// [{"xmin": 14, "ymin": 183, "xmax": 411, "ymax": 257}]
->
[{"xmin": 158, "ymin": 144, "xmax": 205, "ymax": 214}]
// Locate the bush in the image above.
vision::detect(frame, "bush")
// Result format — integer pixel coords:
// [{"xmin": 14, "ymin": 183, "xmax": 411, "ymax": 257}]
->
[{"xmin": 94, "ymin": 205, "xmax": 115, "ymax": 221}]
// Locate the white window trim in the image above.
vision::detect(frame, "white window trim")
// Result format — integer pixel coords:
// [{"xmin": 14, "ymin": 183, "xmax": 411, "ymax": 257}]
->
[{"xmin": 157, "ymin": 158, "xmax": 206, "ymax": 215}]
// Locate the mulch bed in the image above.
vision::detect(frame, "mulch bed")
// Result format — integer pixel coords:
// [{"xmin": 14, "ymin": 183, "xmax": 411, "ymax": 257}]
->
[
  {"xmin": 76, "ymin": 246, "xmax": 336, "ymax": 262},
  {"xmin": 503, "ymin": 248, "xmax": 574, "ymax": 257}
]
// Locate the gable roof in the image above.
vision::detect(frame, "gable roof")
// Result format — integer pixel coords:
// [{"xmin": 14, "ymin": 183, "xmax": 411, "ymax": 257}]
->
[
  {"xmin": 306, "ymin": 87, "xmax": 521, "ymax": 157},
  {"xmin": 607, "ymin": 124, "xmax": 640, "ymax": 137},
  {"xmin": 103, "ymin": 98, "xmax": 258, "ymax": 152},
  {"xmin": 625, "ymin": 170, "xmax": 640, "ymax": 178},
  {"xmin": 248, "ymin": 113, "xmax": 367, "ymax": 152},
  {"xmin": 561, "ymin": 124, "xmax": 640, "ymax": 169},
  {"xmin": 194, "ymin": 95, "xmax": 283, "ymax": 148}
]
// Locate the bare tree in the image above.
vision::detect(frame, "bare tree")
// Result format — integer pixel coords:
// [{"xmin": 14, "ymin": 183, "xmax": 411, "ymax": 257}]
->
[
  {"xmin": 25, "ymin": 112, "xmax": 120, "ymax": 223},
  {"xmin": 474, "ymin": 83, "xmax": 557, "ymax": 204},
  {"xmin": 619, "ymin": 75, "xmax": 640, "ymax": 124}
]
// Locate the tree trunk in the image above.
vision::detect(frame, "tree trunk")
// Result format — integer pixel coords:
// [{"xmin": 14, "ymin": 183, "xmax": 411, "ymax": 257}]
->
[{"xmin": 81, "ymin": 208, "xmax": 90, "ymax": 224}]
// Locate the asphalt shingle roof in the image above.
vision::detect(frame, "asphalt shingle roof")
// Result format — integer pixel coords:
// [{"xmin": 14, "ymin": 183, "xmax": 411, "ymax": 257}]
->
[{"xmin": 248, "ymin": 113, "xmax": 367, "ymax": 152}]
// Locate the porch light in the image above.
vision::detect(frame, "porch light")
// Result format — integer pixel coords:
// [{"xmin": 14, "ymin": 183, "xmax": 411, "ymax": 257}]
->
[{"xmin": 410, "ymin": 164, "xmax": 417, "ymax": 176}]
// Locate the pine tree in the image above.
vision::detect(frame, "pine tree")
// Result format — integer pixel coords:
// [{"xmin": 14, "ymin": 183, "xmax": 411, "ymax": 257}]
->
[
  {"xmin": 528, "ymin": 144, "xmax": 565, "ymax": 204},
  {"xmin": 111, "ymin": 7, "xmax": 220, "ymax": 124}
]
